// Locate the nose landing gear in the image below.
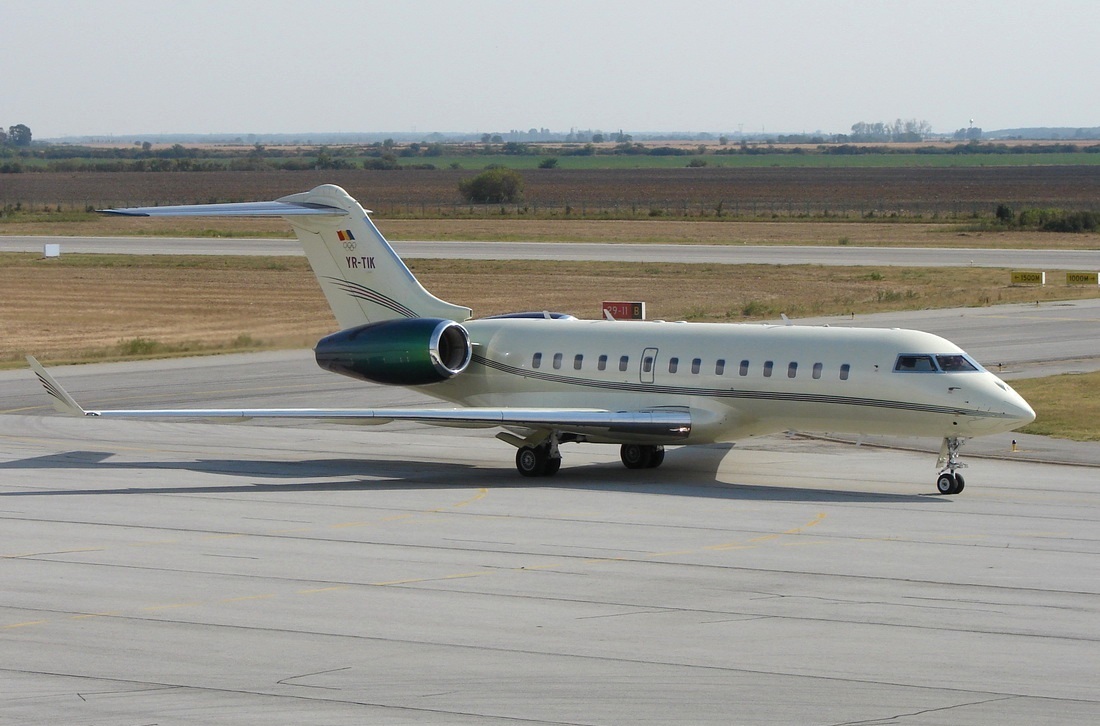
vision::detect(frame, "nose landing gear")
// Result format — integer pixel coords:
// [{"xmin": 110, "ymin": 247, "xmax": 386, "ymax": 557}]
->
[{"xmin": 935, "ymin": 436, "xmax": 967, "ymax": 495}]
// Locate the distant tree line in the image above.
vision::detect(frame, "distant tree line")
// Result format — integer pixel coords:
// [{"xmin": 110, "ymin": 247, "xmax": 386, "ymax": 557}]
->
[
  {"xmin": 4, "ymin": 132, "xmax": 1100, "ymax": 175},
  {"xmin": 0, "ymin": 124, "xmax": 33, "ymax": 171},
  {"xmin": 953, "ymin": 126, "xmax": 983, "ymax": 141},
  {"xmin": 1, "ymin": 124, "xmax": 33, "ymax": 147},
  {"xmin": 995, "ymin": 204, "xmax": 1099, "ymax": 233},
  {"xmin": 846, "ymin": 119, "xmax": 933, "ymax": 143}
]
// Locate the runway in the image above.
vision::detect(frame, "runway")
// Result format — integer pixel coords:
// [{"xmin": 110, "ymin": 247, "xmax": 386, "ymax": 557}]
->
[
  {"xmin": 2, "ymin": 234, "xmax": 1100, "ymax": 269},
  {"xmin": 2, "ymin": 341, "xmax": 1099, "ymax": 723}
]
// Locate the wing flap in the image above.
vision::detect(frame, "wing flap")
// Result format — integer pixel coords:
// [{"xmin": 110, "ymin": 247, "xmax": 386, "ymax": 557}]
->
[{"xmin": 58, "ymin": 406, "xmax": 690, "ymax": 439}]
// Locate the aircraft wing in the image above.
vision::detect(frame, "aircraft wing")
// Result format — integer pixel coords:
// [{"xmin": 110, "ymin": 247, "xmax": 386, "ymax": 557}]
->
[{"xmin": 27, "ymin": 358, "xmax": 691, "ymax": 440}]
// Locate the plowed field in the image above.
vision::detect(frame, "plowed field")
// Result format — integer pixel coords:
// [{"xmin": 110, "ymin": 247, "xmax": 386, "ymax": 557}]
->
[{"xmin": 4, "ymin": 167, "xmax": 1099, "ymax": 217}]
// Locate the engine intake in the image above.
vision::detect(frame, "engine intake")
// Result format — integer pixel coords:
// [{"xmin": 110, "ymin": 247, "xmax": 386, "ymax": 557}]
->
[{"xmin": 315, "ymin": 318, "xmax": 471, "ymax": 385}]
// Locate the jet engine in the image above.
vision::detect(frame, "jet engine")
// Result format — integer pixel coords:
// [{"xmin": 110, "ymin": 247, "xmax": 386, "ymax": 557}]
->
[{"xmin": 314, "ymin": 318, "xmax": 471, "ymax": 385}]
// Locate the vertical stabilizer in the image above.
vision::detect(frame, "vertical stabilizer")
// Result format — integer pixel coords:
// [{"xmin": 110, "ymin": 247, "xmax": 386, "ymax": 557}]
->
[{"xmin": 276, "ymin": 185, "xmax": 472, "ymax": 328}]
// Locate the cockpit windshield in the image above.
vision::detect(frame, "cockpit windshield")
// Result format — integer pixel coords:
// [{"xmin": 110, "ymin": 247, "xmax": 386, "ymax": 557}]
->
[
  {"xmin": 894, "ymin": 355, "xmax": 936, "ymax": 372},
  {"xmin": 935, "ymin": 354, "xmax": 979, "ymax": 372},
  {"xmin": 894, "ymin": 354, "xmax": 981, "ymax": 373}
]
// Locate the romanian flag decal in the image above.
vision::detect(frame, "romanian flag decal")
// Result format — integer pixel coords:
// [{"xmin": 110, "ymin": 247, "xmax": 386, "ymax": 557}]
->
[{"xmin": 336, "ymin": 229, "xmax": 356, "ymax": 241}]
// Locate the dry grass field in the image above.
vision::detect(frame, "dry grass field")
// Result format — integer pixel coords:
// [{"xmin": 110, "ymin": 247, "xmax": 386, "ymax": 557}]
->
[{"xmin": 5, "ymin": 253, "xmax": 1098, "ymax": 365}]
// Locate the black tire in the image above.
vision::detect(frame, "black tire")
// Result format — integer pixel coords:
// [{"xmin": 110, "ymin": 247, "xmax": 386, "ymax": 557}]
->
[
  {"xmin": 621, "ymin": 444, "xmax": 654, "ymax": 469},
  {"xmin": 937, "ymin": 473, "xmax": 957, "ymax": 495},
  {"xmin": 543, "ymin": 456, "xmax": 562, "ymax": 476},
  {"xmin": 953, "ymin": 473, "xmax": 965, "ymax": 493},
  {"xmin": 516, "ymin": 445, "xmax": 547, "ymax": 477},
  {"xmin": 647, "ymin": 446, "xmax": 665, "ymax": 469}
]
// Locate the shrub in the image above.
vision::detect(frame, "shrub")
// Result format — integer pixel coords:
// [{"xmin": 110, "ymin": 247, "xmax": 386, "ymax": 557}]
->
[
  {"xmin": 363, "ymin": 155, "xmax": 400, "ymax": 170},
  {"xmin": 458, "ymin": 167, "xmax": 524, "ymax": 203},
  {"xmin": 1042, "ymin": 211, "xmax": 1099, "ymax": 233}
]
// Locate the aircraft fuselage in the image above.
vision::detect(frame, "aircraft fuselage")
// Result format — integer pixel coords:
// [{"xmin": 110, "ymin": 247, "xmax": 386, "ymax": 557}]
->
[{"xmin": 424, "ymin": 318, "xmax": 1034, "ymax": 444}]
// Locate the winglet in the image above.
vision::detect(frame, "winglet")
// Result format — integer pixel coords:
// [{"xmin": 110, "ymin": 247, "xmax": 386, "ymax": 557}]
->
[{"xmin": 26, "ymin": 356, "xmax": 89, "ymax": 416}]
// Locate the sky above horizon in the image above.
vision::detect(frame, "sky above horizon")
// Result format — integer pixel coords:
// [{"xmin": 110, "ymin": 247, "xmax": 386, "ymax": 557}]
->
[{"xmin": 6, "ymin": 0, "xmax": 1099, "ymax": 139}]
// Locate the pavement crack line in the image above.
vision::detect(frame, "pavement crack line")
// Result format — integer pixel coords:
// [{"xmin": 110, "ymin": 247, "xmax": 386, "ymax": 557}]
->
[{"xmin": 828, "ymin": 695, "xmax": 1020, "ymax": 725}]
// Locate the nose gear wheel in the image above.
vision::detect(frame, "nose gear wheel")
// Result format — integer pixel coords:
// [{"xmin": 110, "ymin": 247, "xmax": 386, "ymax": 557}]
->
[{"xmin": 935, "ymin": 436, "xmax": 968, "ymax": 495}]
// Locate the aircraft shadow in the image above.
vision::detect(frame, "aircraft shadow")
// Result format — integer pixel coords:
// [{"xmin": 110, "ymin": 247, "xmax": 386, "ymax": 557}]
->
[{"xmin": 0, "ymin": 447, "xmax": 936, "ymax": 503}]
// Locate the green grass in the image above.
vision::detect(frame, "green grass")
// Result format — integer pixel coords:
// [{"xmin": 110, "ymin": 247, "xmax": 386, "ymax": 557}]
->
[
  {"xmin": 1012, "ymin": 371, "xmax": 1100, "ymax": 441},
  {"xmin": 358, "ymin": 152, "xmax": 1100, "ymax": 170}
]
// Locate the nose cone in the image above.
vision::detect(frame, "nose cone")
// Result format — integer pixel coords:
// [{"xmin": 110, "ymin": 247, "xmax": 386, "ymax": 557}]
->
[
  {"xmin": 1003, "ymin": 389, "xmax": 1034, "ymax": 429},
  {"xmin": 998, "ymin": 380, "xmax": 1036, "ymax": 428}
]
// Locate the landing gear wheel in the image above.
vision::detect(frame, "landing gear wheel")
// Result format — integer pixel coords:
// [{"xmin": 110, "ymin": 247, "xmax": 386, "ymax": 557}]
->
[
  {"xmin": 621, "ymin": 444, "xmax": 660, "ymax": 470},
  {"xmin": 516, "ymin": 445, "xmax": 548, "ymax": 477},
  {"xmin": 935, "ymin": 436, "xmax": 968, "ymax": 495},
  {"xmin": 937, "ymin": 473, "xmax": 960, "ymax": 495},
  {"xmin": 516, "ymin": 444, "xmax": 561, "ymax": 477},
  {"xmin": 620, "ymin": 444, "xmax": 652, "ymax": 469},
  {"xmin": 543, "ymin": 456, "xmax": 562, "ymax": 476},
  {"xmin": 647, "ymin": 446, "xmax": 665, "ymax": 469}
]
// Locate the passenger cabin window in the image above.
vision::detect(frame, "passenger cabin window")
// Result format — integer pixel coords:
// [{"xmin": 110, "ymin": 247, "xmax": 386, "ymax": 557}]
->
[
  {"xmin": 840, "ymin": 364, "xmax": 851, "ymax": 380},
  {"xmin": 553, "ymin": 353, "xmax": 563, "ymax": 370},
  {"xmin": 739, "ymin": 360, "xmax": 749, "ymax": 376},
  {"xmin": 532, "ymin": 352, "xmax": 542, "ymax": 369},
  {"xmin": 812, "ymin": 362, "xmax": 823, "ymax": 379},
  {"xmin": 691, "ymin": 358, "xmax": 701, "ymax": 374},
  {"xmin": 574, "ymin": 354, "xmax": 584, "ymax": 370},
  {"xmin": 643, "ymin": 356, "xmax": 654, "ymax": 373},
  {"xmin": 668, "ymin": 357, "xmax": 679, "ymax": 374},
  {"xmin": 619, "ymin": 355, "xmax": 629, "ymax": 372},
  {"xmin": 763, "ymin": 361, "xmax": 773, "ymax": 377},
  {"xmin": 894, "ymin": 355, "xmax": 937, "ymax": 372},
  {"xmin": 787, "ymin": 362, "xmax": 798, "ymax": 378},
  {"xmin": 936, "ymin": 354, "xmax": 979, "ymax": 372},
  {"xmin": 598, "ymin": 354, "xmax": 608, "ymax": 371},
  {"xmin": 715, "ymin": 359, "xmax": 726, "ymax": 376}
]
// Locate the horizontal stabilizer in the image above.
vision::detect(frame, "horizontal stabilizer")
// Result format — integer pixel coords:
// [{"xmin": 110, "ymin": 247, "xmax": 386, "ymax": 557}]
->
[{"xmin": 99, "ymin": 200, "xmax": 349, "ymax": 217}]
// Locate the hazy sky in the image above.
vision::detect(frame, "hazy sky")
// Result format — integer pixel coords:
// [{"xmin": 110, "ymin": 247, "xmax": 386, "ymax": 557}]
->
[{"xmin": 7, "ymin": 0, "xmax": 1099, "ymax": 139}]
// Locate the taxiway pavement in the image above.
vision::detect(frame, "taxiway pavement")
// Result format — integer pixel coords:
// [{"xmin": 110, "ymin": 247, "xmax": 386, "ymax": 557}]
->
[
  {"xmin": 2, "ymin": 339, "xmax": 1099, "ymax": 723},
  {"xmin": 3, "ymin": 234, "xmax": 1100, "ymax": 269}
]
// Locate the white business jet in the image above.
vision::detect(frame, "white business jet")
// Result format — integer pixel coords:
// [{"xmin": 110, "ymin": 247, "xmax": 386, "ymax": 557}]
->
[{"xmin": 28, "ymin": 185, "xmax": 1034, "ymax": 494}]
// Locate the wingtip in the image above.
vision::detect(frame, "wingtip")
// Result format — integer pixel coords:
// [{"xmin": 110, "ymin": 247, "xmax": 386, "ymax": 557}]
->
[{"xmin": 26, "ymin": 356, "xmax": 87, "ymax": 416}]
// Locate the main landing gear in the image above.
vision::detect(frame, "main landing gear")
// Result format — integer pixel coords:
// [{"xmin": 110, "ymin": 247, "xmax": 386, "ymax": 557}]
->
[
  {"xmin": 935, "ymin": 436, "xmax": 967, "ymax": 495},
  {"xmin": 620, "ymin": 444, "xmax": 665, "ymax": 470},
  {"xmin": 515, "ymin": 442, "xmax": 562, "ymax": 477},
  {"xmin": 513, "ymin": 440, "xmax": 666, "ymax": 477}
]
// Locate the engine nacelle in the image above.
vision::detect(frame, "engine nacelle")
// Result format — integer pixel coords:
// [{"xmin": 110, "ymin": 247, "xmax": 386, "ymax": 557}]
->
[{"xmin": 314, "ymin": 318, "xmax": 471, "ymax": 386}]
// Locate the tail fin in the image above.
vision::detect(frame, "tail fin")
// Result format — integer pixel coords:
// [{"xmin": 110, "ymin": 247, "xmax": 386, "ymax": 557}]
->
[
  {"xmin": 276, "ymin": 185, "xmax": 471, "ymax": 327},
  {"xmin": 102, "ymin": 185, "xmax": 471, "ymax": 328}
]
